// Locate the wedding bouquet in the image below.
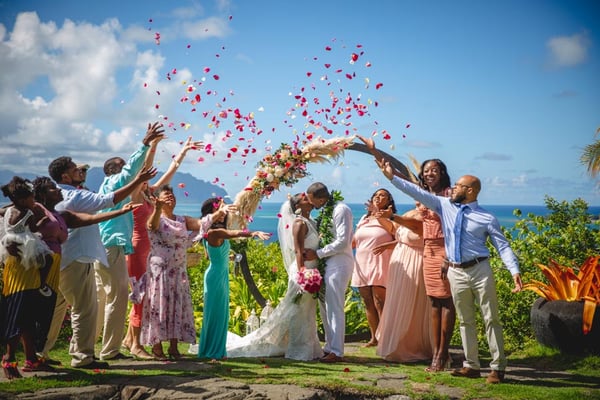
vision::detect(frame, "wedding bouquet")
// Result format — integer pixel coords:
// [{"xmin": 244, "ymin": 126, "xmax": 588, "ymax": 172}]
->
[{"xmin": 293, "ymin": 267, "xmax": 322, "ymax": 303}]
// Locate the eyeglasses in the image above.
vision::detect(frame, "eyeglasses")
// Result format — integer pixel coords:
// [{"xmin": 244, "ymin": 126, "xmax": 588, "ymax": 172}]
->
[{"xmin": 453, "ymin": 183, "xmax": 471, "ymax": 189}]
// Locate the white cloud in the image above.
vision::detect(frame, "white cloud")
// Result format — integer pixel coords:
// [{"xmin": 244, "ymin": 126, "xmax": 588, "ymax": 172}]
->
[
  {"xmin": 475, "ymin": 152, "xmax": 513, "ymax": 161},
  {"xmin": 547, "ymin": 32, "xmax": 590, "ymax": 67}
]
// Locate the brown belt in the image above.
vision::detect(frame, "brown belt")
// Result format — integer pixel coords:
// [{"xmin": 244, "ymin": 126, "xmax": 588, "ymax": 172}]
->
[{"xmin": 445, "ymin": 256, "xmax": 489, "ymax": 269}]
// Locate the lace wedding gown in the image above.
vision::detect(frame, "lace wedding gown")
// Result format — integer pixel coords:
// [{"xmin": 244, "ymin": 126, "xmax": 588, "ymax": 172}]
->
[{"xmin": 226, "ymin": 215, "xmax": 323, "ymax": 361}]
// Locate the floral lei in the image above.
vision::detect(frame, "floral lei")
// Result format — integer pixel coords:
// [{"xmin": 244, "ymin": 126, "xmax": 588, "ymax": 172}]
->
[{"xmin": 314, "ymin": 190, "xmax": 344, "ymax": 286}]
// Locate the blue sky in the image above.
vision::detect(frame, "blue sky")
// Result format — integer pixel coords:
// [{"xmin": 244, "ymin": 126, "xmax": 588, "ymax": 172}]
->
[{"xmin": 0, "ymin": 0, "xmax": 599, "ymax": 206}]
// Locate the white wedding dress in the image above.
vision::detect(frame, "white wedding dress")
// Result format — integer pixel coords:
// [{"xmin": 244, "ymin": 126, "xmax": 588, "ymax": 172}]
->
[{"xmin": 225, "ymin": 207, "xmax": 323, "ymax": 361}]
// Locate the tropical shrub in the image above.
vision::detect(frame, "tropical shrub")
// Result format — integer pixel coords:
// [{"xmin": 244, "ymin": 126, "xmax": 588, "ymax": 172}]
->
[
  {"xmin": 487, "ymin": 196, "xmax": 600, "ymax": 351},
  {"xmin": 523, "ymin": 256, "xmax": 600, "ymax": 334}
]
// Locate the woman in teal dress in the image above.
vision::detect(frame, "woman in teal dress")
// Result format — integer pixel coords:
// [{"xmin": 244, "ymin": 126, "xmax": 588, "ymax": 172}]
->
[{"xmin": 197, "ymin": 197, "xmax": 270, "ymax": 360}]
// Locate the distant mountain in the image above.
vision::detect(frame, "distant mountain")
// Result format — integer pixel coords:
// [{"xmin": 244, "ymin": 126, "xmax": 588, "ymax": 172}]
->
[{"xmin": 0, "ymin": 169, "xmax": 228, "ymax": 204}]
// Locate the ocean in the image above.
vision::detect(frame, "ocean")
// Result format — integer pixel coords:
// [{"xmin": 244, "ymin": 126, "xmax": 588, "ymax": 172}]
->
[{"xmin": 176, "ymin": 202, "xmax": 600, "ymax": 244}]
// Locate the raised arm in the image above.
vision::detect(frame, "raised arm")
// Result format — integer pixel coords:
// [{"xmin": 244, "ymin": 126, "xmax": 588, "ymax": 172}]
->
[
  {"xmin": 147, "ymin": 196, "xmax": 163, "ymax": 232},
  {"xmin": 153, "ymin": 136, "xmax": 205, "ymax": 189},
  {"xmin": 358, "ymin": 135, "xmax": 413, "ymax": 181},
  {"xmin": 206, "ymin": 228, "xmax": 270, "ymax": 246},
  {"xmin": 62, "ymin": 202, "xmax": 141, "ymax": 229},
  {"xmin": 112, "ymin": 166, "xmax": 157, "ymax": 204}
]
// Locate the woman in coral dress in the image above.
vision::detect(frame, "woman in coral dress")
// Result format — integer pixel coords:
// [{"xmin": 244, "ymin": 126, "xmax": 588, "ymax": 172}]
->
[{"xmin": 418, "ymin": 159, "xmax": 455, "ymax": 372}]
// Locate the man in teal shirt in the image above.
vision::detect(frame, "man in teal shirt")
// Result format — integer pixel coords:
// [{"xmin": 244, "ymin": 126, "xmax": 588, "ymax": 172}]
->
[{"xmin": 95, "ymin": 122, "xmax": 165, "ymax": 360}]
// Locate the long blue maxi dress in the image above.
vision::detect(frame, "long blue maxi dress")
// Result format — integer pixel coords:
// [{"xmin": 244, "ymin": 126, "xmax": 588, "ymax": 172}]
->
[{"xmin": 198, "ymin": 239, "xmax": 230, "ymax": 359}]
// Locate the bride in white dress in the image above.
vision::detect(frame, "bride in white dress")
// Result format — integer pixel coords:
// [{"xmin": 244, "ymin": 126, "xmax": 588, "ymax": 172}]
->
[{"xmin": 226, "ymin": 193, "xmax": 323, "ymax": 361}]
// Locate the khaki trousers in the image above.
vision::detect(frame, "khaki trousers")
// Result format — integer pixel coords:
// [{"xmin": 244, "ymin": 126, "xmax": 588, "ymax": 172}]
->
[
  {"xmin": 94, "ymin": 246, "xmax": 129, "ymax": 360},
  {"xmin": 54, "ymin": 261, "xmax": 98, "ymax": 367},
  {"xmin": 447, "ymin": 259, "xmax": 506, "ymax": 371}
]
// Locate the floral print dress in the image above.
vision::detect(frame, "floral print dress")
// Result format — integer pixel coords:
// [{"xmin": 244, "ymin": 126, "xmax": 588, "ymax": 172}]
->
[{"xmin": 140, "ymin": 215, "xmax": 196, "ymax": 345}]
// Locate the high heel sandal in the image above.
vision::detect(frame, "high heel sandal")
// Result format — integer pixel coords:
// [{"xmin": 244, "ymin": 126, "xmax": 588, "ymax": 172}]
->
[
  {"xmin": 2, "ymin": 357, "xmax": 22, "ymax": 380},
  {"xmin": 424, "ymin": 360, "xmax": 440, "ymax": 373},
  {"xmin": 130, "ymin": 347, "xmax": 154, "ymax": 360},
  {"xmin": 121, "ymin": 341, "xmax": 131, "ymax": 352}
]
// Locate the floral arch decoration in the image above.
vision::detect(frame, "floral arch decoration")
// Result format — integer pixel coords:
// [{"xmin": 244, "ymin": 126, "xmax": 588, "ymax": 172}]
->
[{"xmin": 229, "ymin": 136, "xmax": 416, "ymax": 229}]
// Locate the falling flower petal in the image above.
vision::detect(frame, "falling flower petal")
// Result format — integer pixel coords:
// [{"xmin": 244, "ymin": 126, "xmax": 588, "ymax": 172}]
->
[
  {"xmin": 178, "ymin": 183, "xmax": 186, "ymax": 188},
  {"xmin": 375, "ymin": 83, "xmax": 383, "ymax": 90}
]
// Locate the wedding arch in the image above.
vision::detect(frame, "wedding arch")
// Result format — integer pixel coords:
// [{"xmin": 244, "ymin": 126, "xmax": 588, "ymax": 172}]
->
[{"xmin": 229, "ymin": 136, "xmax": 415, "ymax": 312}]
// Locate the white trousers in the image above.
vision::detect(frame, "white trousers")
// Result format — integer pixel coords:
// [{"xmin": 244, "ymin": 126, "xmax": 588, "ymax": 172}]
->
[
  {"xmin": 447, "ymin": 259, "xmax": 506, "ymax": 371},
  {"xmin": 318, "ymin": 262, "xmax": 353, "ymax": 357}
]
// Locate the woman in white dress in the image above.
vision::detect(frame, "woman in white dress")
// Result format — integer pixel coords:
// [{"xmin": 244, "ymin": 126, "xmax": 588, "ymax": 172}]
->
[{"xmin": 226, "ymin": 193, "xmax": 323, "ymax": 361}]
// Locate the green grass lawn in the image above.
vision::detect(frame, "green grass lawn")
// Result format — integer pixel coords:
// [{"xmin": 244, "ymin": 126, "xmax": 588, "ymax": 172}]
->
[{"xmin": 1, "ymin": 342, "xmax": 599, "ymax": 399}]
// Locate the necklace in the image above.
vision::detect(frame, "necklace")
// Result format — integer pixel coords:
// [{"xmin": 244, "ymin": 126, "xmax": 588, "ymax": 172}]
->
[{"xmin": 315, "ymin": 190, "xmax": 344, "ymax": 281}]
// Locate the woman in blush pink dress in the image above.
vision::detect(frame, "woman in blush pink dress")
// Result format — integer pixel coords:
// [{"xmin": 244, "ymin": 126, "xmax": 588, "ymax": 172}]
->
[
  {"xmin": 376, "ymin": 206, "xmax": 433, "ymax": 363},
  {"xmin": 351, "ymin": 189, "xmax": 397, "ymax": 347}
]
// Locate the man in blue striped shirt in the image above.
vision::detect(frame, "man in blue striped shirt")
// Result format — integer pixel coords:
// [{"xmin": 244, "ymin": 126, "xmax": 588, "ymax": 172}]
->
[{"xmin": 363, "ymin": 136, "xmax": 522, "ymax": 384}]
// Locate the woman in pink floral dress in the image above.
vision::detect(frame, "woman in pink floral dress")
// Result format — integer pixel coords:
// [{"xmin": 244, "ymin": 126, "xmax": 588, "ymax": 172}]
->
[{"xmin": 140, "ymin": 184, "xmax": 204, "ymax": 360}]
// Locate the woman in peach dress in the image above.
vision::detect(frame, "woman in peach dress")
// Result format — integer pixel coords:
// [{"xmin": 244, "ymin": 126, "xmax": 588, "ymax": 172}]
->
[{"xmin": 376, "ymin": 206, "xmax": 433, "ymax": 362}]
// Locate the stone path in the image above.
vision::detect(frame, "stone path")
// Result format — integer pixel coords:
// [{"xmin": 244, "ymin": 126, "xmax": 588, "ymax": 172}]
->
[{"xmin": 0, "ymin": 345, "xmax": 588, "ymax": 400}]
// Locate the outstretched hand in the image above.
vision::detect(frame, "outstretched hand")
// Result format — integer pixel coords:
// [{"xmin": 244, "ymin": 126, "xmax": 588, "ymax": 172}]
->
[
  {"xmin": 372, "ymin": 205, "xmax": 393, "ymax": 219},
  {"xmin": 136, "ymin": 166, "xmax": 158, "ymax": 183},
  {"xmin": 121, "ymin": 202, "xmax": 142, "ymax": 213},
  {"xmin": 357, "ymin": 135, "xmax": 376, "ymax": 151},
  {"xmin": 375, "ymin": 158, "xmax": 395, "ymax": 181},
  {"xmin": 252, "ymin": 231, "xmax": 272, "ymax": 241},
  {"xmin": 181, "ymin": 136, "xmax": 205, "ymax": 152},
  {"xmin": 142, "ymin": 122, "xmax": 166, "ymax": 146},
  {"xmin": 512, "ymin": 273, "xmax": 523, "ymax": 293}
]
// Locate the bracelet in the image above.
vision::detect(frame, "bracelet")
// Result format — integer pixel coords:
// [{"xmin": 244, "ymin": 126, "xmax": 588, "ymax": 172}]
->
[{"xmin": 172, "ymin": 160, "xmax": 180, "ymax": 167}]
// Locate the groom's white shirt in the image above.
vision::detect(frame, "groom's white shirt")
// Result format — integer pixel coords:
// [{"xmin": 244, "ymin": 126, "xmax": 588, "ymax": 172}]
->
[
  {"xmin": 317, "ymin": 201, "xmax": 354, "ymax": 357},
  {"xmin": 316, "ymin": 202, "xmax": 354, "ymax": 265}
]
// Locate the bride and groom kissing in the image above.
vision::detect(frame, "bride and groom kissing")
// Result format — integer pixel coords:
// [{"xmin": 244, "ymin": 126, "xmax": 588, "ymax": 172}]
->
[{"xmin": 227, "ymin": 182, "xmax": 353, "ymax": 362}]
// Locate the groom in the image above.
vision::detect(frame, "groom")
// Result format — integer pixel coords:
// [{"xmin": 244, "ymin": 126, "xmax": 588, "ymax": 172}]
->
[{"xmin": 304, "ymin": 182, "xmax": 354, "ymax": 363}]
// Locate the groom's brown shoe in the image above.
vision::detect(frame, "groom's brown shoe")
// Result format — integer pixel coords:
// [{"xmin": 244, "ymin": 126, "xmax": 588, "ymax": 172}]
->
[{"xmin": 320, "ymin": 352, "xmax": 342, "ymax": 363}]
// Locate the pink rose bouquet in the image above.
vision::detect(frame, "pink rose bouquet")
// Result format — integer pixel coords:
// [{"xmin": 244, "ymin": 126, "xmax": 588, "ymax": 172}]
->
[{"xmin": 293, "ymin": 267, "xmax": 322, "ymax": 303}]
